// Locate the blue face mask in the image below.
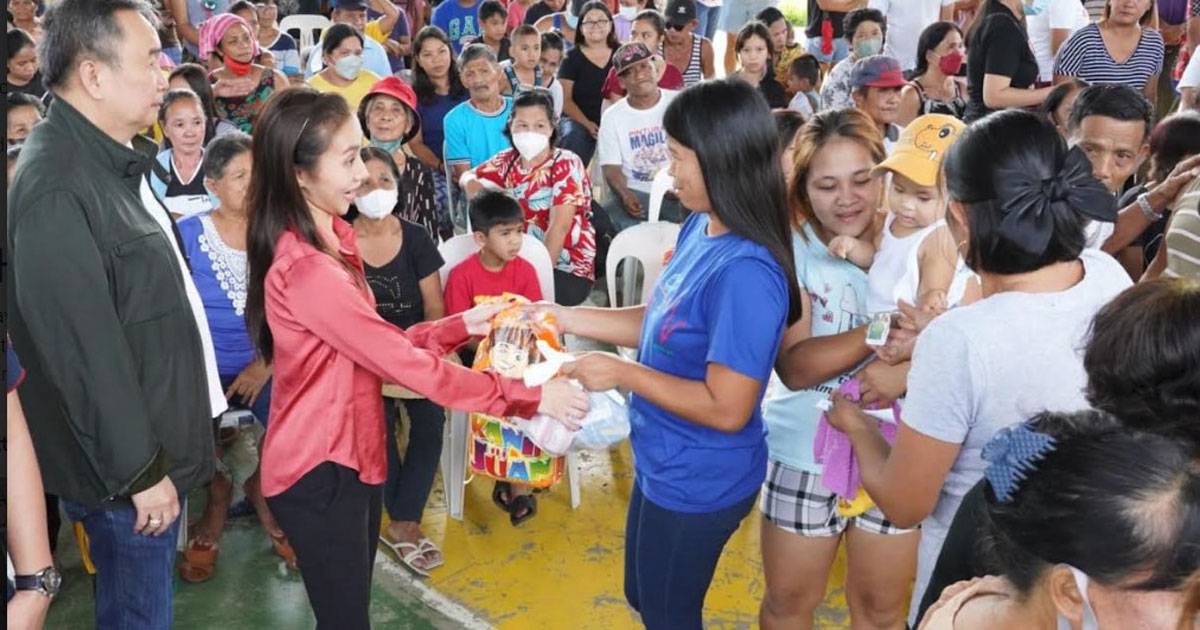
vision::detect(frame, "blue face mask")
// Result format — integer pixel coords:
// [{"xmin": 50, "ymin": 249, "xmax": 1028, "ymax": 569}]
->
[
  {"xmin": 1022, "ymin": 0, "xmax": 1049, "ymax": 16},
  {"xmin": 565, "ymin": 13, "xmax": 579, "ymax": 29},
  {"xmin": 370, "ymin": 138, "xmax": 404, "ymax": 154}
]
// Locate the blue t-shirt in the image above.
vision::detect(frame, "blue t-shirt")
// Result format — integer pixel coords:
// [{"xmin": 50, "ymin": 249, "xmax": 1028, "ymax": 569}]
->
[
  {"xmin": 762, "ymin": 223, "xmax": 870, "ymax": 473},
  {"xmin": 418, "ymin": 92, "xmax": 467, "ymax": 162},
  {"xmin": 432, "ymin": 0, "xmax": 482, "ymax": 55},
  {"xmin": 443, "ymin": 97, "xmax": 513, "ymax": 167},
  {"xmin": 369, "ymin": 8, "xmax": 412, "ymax": 72},
  {"xmin": 632, "ymin": 213, "xmax": 788, "ymax": 513},
  {"xmin": 177, "ymin": 212, "xmax": 256, "ymax": 378}
]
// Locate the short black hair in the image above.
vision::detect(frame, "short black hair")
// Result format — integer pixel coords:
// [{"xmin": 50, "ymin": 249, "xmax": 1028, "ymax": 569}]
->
[
  {"xmin": 6, "ymin": 26, "xmax": 35, "ymax": 58},
  {"xmin": 984, "ymin": 410, "xmax": 1200, "ymax": 595},
  {"xmin": 773, "ymin": 109, "xmax": 805, "ymax": 147},
  {"xmin": 843, "ymin": 7, "xmax": 885, "ymax": 43},
  {"xmin": 754, "ymin": 6, "xmax": 786, "ymax": 27},
  {"xmin": 788, "ymin": 54, "xmax": 819, "ymax": 84},
  {"xmin": 6, "ymin": 92, "xmax": 45, "ymax": 117},
  {"xmin": 540, "ymin": 30, "xmax": 564, "ymax": 54},
  {"xmin": 1084, "ymin": 279, "xmax": 1200, "ymax": 447},
  {"xmin": 202, "ymin": 131, "xmax": 252, "ymax": 181},
  {"xmin": 470, "ymin": 190, "xmax": 525, "ymax": 234},
  {"xmin": 228, "ymin": 0, "xmax": 257, "ymax": 16},
  {"xmin": 1040, "ymin": 78, "xmax": 1088, "ymax": 126},
  {"xmin": 1067, "ymin": 84, "xmax": 1153, "ymax": 141},
  {"xmin": 479, "ymin": 0, "xmax": 507, "ymax": 22},
  {"xmin": 39, "ymin": 0, "xmax": 159, "ymax": 90},
  {"xmin": 944, "ymin": 109, "xmax": 1088, "ymax": 275}
]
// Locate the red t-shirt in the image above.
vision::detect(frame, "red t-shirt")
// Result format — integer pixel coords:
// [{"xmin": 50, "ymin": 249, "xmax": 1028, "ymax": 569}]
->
[
  {"xmin": 601, "ymin": 64, "xmax": 685, "ymax": 100},
  {"xmin": 444, "ymin": 252, "xmax": 544, "ymax": 315}
]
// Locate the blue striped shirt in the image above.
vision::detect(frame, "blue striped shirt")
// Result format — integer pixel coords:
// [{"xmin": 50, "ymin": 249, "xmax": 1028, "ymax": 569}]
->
[{"xmin": 1054, "ymin": 23, "xmax": 1164, "ymax": 91}]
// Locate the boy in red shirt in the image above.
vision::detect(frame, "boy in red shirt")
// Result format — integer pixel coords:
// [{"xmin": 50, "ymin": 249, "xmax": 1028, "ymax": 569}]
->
[
  {"xmin": 445, "ymin": 190, "xmax": 543, "ymax": 315},
  {"xmin": 444, "ymin": 190, "xmax": 546, "ymax": 524}
]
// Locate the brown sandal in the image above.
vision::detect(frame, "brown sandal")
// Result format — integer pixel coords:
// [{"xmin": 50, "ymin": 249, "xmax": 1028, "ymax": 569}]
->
[
  {"xmin": 270, "ymin": 532, "xmax": 298, "ymax": 570},
  {"xmin": 179, "ymin": 537, "xmax": 219, "ymax": 583}
]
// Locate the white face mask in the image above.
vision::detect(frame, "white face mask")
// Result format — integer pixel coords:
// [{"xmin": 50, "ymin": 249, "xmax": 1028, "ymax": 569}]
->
[
  {"xmin": 333, "ymin": 54, "xmax": 364, "ymax": 80},
  {"xmin": 1056, "ymin": 566, "xmax": 1099, "ymax": 630},
  {"xmin": 355, "ymin": 187, "xmax": 398, "ymax": 219},
  {"xmin": 618, "ymin": 5, "xmax": 638, "ymax": 19},
  {"xmin": 511, "ymin": 131, "xmax": 550, "ymax": 161}
]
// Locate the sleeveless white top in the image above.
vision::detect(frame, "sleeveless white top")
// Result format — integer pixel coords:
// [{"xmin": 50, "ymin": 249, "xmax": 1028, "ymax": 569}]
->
[{"xmin": 866, "ymin": 214, "xmax": 972, "ymax": 314}]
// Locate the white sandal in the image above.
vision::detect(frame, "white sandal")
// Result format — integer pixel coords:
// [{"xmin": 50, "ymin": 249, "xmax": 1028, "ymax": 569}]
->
[
  {"xmin": 417, "ymin": 537, "xmax": 444, "ymax": 570},
  {"xmin": 379, "ymin": 536, "xmax": 429, "ymax": 577}
]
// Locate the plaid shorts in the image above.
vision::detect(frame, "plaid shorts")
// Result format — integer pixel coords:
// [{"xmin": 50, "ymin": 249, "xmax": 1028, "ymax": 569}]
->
[{"xmin": 760, "ymin": 460, "xmax": 914, "ymax": 537}]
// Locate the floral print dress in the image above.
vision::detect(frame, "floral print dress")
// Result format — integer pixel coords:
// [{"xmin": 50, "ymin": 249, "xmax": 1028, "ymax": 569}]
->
[
  {"xmin": 211, "ymin": 69, "xmax": 277, "ymax": 133},
  {"xmin": 473, "ymin": 147, "xmax": 597, "ymax": 282}
]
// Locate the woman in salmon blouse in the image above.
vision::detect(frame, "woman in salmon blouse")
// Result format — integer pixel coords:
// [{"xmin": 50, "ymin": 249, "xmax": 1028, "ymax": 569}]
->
[{"xmin": 244, "ymin": 88, "xmax": 588, "ymax": 629}]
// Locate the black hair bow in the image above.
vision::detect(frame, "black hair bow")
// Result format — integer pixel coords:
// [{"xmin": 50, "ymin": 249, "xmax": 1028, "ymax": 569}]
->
[{"xmin": 993, "ymin": 146, "xmax": 1117, "ymax": 257}]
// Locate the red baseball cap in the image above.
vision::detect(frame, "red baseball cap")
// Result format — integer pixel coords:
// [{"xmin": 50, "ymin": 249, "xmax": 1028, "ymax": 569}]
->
[
  {"xmin": 360, "ymin": 76, "xmax": 422, "ymax": 144},
  {"xmin": 849, "ymin": 55, "xmax": 907, "ymax": 90}
]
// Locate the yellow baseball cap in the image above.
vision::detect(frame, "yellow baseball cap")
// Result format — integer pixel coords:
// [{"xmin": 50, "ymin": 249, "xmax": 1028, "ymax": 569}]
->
[{"xmin": 871, "ymin": 114, "xmax": 966, "ymax": 187}]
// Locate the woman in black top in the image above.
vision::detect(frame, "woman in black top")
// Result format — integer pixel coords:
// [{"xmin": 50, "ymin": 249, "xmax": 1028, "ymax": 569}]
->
[
  {"xmin": 963, "ymin": 0, "xmax": 1052, "ymax": 123},
  {"xmin": 558, "ymin": 0, "xmax": 618, "ymax": 165},
  {"xmin": 5, "ymin": 29, "xmax": 44, "ymax": 99},
  {"xmin": 353, "ymin": 146, "xmax": 450, "ymax": 577}
]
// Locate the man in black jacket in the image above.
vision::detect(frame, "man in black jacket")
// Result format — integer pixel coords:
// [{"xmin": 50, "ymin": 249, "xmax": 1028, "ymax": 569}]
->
[{"xmin": 7, "ymin": 1, "xmax": 227, "ymax": 626}]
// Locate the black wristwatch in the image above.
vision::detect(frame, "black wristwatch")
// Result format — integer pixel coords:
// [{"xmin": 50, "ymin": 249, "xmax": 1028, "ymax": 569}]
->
[{"xmin": 13, "ymin": 566, "xmax": 62, "ymax": 597}]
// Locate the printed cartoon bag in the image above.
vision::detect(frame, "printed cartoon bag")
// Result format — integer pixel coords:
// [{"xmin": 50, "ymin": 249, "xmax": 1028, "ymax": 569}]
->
[{"xmin": 467, "ymin": 295, "xmax": 565, "ymax": 488}]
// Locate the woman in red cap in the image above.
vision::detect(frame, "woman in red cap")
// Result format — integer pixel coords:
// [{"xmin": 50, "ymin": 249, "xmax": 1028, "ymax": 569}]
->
[{"xmin": 358, "ymin": 76, "xmax": 446, "ymax": 240}]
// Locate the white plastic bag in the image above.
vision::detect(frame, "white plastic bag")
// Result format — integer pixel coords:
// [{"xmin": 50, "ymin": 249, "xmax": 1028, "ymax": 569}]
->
[{"xmin": 516, "ymin": 341, "xmax": 631, "ymax": 456}]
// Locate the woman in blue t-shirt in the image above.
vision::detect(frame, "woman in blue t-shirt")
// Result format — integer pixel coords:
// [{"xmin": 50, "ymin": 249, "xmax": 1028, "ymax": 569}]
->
[
  {"xmin": 176, "ymin": 133, "xmax": 294, "ymax": 581},
  {"xmin": 760, "ymin": 108, "xmax": 919, "ymax": 629},
  {"xmin": 548, "ymin": 79, "xmax": 802, "ymax": 629},
  {"xmin": 408, "ymin": 27, "xmax": 469, "ymax": 229}
]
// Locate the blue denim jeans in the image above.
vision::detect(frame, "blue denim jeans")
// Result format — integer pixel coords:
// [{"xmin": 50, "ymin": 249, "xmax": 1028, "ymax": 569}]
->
[
  {"xmin": 383, "ymin": 397, "xmax": 446, "ymax": 523},
  {"xmin": 559, "ymin": 119, "xmax": 598, "ymax": 167},
  {"xmin": 61, "ymin": 498, "xmax": 183, "ymax": 629},
  {"xmin": 695, "ymin": 3, "xmax": 722, "ymax": 41},
  {"xmin": 623, "ymin": 482, "xmax": 757, "ymax": 630},
  {"xmin": 602, "ymin": 188, "xmax": 686, "ymax": 232}
]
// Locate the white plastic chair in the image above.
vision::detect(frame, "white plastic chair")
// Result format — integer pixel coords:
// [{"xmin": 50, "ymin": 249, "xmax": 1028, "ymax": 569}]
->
[
  {"xmin": 280, "ymin": 14, "xmax": 331, "ymax": 52},
  {"xmin": 605, "ymin": 221, "xmax": 681, "ymax": 358},
  {"xmin": 646, "ymin": 169, "xmax": 674, "ymax": 224},
  {"xmin": 436, "ymin": 234, "xmax": 582, "ymax": 519}
]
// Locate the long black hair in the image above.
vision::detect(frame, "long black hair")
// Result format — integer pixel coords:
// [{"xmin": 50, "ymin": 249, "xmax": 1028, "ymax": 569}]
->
[
  {"xmin": 662, "ymin": 79, "xmax": 802, "ymax": 325},
  {"xmin": 169, "ymin": 63, "xmax": 221, "ymax": 122},
  {"xmin": 245, "ymin": 88, "xmax": 358, "ymax": 361},
  {"xmin": 412, "ymin": 26, "xmax": 467, "ymax": 106},
  {"xmin": 911, "ymin": 21, "xmax": 961, "ymax": 79},
  {"xmin": 984, "ymin": 410, "xmax": 1200, "ymax": 595}
]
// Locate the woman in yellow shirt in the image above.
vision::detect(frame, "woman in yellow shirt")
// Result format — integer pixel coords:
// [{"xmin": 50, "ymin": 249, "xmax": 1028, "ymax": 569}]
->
[{"xmin": 306, "ymin": 24, "xmax": 383, "ymax": 109}]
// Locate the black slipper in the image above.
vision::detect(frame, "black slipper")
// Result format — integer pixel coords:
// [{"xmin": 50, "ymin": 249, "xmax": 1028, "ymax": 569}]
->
[
  {"xmin": 509, "ymin": 494, "xmax": 537, "ymax": 527},
  {"xmin": 492, "ymin": 481, "xmax": 512, "ymax": 511}
]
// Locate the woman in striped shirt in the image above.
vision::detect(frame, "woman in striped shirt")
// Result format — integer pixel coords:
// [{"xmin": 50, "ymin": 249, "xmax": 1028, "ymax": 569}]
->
[{"xmin": 1054, "ymin": 0, "xmax": 1163, "ymax": 107}]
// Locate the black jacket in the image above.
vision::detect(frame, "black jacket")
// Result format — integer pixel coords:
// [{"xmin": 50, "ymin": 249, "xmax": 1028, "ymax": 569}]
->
[{"xmin": 7, "ymin": 96, "xmax": 215, "ymax": 507}]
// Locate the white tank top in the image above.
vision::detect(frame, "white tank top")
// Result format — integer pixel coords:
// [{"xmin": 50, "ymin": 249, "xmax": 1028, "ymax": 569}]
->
[{"xmin": 866, "ymin": 214, "xmax": 972, "ymax": 314}]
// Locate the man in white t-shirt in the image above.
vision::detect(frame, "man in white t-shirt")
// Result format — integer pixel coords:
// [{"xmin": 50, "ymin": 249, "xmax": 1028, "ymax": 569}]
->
[
  {"xmin": 1180, "ymin": 49, "xmax": 1200, "ymax": 110},
  {"xmin": 867, "ymin": 0, "xmax": 956, "ymax": 71},
  {"xmin": 598, "ymin": 42, "xmax": 681, "ymax": 231},
  {"xmin": 1026, "ymin": 0, "xmax": 1090, "ymax": 83}
]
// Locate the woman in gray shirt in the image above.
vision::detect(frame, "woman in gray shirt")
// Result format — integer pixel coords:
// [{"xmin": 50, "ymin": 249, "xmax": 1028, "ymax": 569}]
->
[{"xmin": 824, "ymin": 110, "xmax": 1132, "ymax": 624}]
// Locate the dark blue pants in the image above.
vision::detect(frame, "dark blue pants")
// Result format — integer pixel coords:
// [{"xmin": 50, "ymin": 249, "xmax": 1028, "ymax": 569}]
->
[
  {"xmin": 559, "ymin": 119, "xmax": 597, "ymax": 167},
  {"xmin": 624, "ymin": 482, "xmax": 757, "ymax": 630},
  {"xmin": 383, "ymin": 397, "xmax": 446, "ymax": 523},
  {"xmin": 61, "ymin": 498, "xmax": 184, "ymax": 629}
]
